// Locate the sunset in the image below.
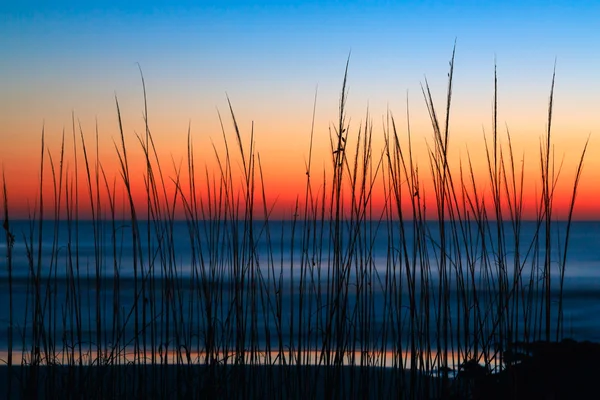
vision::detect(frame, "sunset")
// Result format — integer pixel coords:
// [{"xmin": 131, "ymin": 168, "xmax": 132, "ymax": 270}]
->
[
  {"xmin": 1, "ymin": 1, "xmax": 600, "ymax": 398},
  {"xmin": 3, "ymin": 1, "xmax": 599, "ymax": 219}
]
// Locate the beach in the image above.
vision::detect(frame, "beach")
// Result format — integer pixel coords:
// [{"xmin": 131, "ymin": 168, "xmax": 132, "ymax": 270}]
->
[{"xmin": 1, "ymin": 363, "xmax": 449, "ymax": 399}]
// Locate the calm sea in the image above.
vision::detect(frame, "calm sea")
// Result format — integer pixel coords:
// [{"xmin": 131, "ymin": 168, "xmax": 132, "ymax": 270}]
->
[{"xmin": 1, "ymin": 219, "xmax": 599, "ymax": 363}]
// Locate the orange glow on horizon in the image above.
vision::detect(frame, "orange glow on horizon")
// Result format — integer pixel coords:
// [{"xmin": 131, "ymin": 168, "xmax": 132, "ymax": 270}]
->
[{"xmin": 1, "ymin": 111, "xmax": 598, "ymax": 222}]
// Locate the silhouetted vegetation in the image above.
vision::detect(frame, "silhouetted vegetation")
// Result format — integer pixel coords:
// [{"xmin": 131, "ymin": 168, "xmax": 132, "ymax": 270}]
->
[{"xmin": 0, "ymin": 48, "xmax": 592, "ymax": 399}]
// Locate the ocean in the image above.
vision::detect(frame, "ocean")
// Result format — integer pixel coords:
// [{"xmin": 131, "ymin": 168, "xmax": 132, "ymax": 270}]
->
[{"xmin": 1, "ymin": 219, "xmax": 599, "ymax": 368}]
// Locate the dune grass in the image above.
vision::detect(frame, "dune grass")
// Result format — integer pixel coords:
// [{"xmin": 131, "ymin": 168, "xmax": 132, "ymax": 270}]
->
[{"xmin": 0, "ymin": 49, "xmax": 591, "ymax": 399}]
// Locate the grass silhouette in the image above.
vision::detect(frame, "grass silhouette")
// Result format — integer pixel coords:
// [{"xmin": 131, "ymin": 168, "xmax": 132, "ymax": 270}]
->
[{"xmin": 0, "ymin": 48, "xmax": 592, "ymax": 399}]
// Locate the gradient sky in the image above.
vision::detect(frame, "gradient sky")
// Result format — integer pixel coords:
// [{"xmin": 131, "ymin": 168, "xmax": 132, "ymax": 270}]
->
[{"xmin": 1, "ymin": 1, "xmax": 599, "ymax": 219}]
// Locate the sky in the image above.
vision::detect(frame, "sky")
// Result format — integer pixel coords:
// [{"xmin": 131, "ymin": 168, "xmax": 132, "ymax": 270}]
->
[{"xmin": 1, "ymin": 0, "xmax": 599, "ymax": 219}]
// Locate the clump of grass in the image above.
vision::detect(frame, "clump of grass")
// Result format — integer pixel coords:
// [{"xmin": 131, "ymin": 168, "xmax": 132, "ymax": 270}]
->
[{"xmin": 0, "ymin": 49, "xmax": 591, "ymax": 399}]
